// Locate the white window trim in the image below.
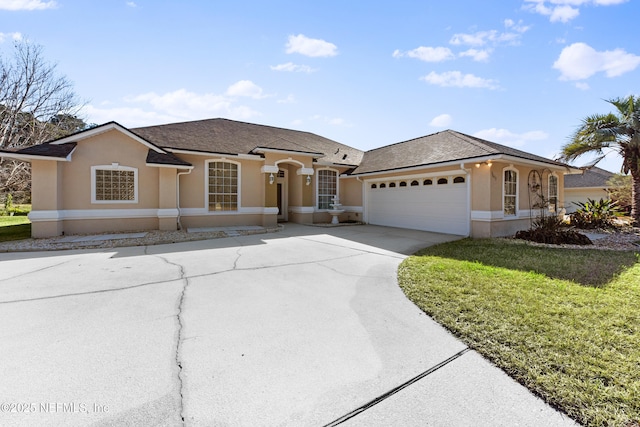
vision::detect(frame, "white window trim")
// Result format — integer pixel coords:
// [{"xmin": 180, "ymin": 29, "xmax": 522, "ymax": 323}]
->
[
  {"xmin": 316, "ymin": 167, "xmax": 339, "ymax": 211},
  {"xmin": 548, "ymin": 173, "xmax": 559, "ymax": 212},
  {"xmin": 502, "ymin": 165, "xmax": 519, "ymax": 217},
  {"xmin": 205, "ymin": 159, "xmax": 241, "ymax": 212},
  {"xmin": 91, "ymin": 164, "xmax": 138, "ymax": 204}
]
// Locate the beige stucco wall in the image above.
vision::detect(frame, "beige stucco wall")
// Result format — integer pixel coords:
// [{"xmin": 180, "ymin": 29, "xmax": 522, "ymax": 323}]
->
[
  {"xmin": 177, "ymin": 155, "xmax": 264, "ymax": 209},
  {"xmin": 60, "ymin": 130, "xmax": 160, "ymax": 210},
  {"xmin": 62, "ymin": 218, "xmax": 159, "ymax": 235},
  {"xmin": 30, "ymin": 159, "xmax": 64, "ymax": 238},
  {"xmin": 469, "ymin": 161, "xmax": 568, "ymax": 237},
  {"xmin": 31, "ymin": 159, "xmax": 62, "ymax": 211},
  {"xmin": 30, "ymin": 130, "xmax": 178, "ymax": 236},
  {"xmin": 564, "ymin": 187, "xmax": 609, "ymax": 213}
]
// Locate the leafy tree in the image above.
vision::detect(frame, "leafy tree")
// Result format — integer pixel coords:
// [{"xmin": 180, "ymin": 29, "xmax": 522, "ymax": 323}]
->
[
  {"xmin": 606, "ymin": 173, "xmax": 632, "ymax": 214},
  {"xmin": 561, "ymin": 96, "xmax": 640, "ymax": 225},
  {"xmin": 0, "ymin": 40, "xmax": 85, "ymax": 194}
]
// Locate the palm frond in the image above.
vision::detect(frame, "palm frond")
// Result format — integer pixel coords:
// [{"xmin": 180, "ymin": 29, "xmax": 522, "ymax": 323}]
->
[{"xmin": 560, "ymin": 113, "xmax": 619, "ymax": 162}]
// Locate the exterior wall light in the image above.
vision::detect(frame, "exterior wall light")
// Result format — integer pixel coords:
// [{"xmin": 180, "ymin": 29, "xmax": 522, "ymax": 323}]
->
[
  {"xmin": 475, "ymin": 161, "xmax": 493, "ymax": 168},
  {"xmin": 269, "ymin": 173, "xmax": 274, "ymax": 185},
  {"xmin": 306, "ymin": 175, "xmax": 311, "ymax": 186}
]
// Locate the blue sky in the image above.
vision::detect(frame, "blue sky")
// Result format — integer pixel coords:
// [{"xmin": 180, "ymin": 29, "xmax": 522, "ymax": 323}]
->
[{"xmin": 2, "ymin": 0, "xmax": 639, "ymax": 172}]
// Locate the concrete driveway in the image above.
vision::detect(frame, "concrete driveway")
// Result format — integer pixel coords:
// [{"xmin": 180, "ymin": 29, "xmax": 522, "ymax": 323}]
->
[{"xmin": 0, "ymin": 224, "xmax": 576, "ymax": 426}]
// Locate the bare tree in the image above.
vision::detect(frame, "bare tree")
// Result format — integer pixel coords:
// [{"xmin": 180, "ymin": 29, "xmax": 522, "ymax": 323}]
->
[{"xmin": 0, "ymin": 40, "xmax": 85, "ymax": 197}]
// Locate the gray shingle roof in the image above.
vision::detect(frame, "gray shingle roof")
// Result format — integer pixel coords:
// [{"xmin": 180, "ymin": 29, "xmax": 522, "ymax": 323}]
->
[
  {"xmin": 352, "ymin": 130, "xmax": 568, "ymax": 175},
  {"xmin": 132, "ymin": 118, "xmax": 364, "ymax": 166},
  {"xmin": 146, "ymin": 150, "xmax": 192, "ymax": 167},
  {"xmin": 564, "ymin": 167, "xmax": 614, "ymax": 188},
  {"xmin": 0, "ymin": 142, "xmax": 77, "ymax": 158}
]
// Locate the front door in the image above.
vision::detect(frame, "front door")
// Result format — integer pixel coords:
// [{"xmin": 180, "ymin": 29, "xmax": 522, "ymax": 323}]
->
[{"xmin": 277, "ymin": 169, "xmax": 287, "ymax": 221}]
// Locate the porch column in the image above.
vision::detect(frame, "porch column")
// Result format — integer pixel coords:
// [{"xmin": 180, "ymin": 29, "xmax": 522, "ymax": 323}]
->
[
  {"xmin": 261, "ymin": 165, "xmax": 278, "ymax": 227},
  {"xmin": 293, "ymin": 167, "xmax": 315, "ymax": 223}
]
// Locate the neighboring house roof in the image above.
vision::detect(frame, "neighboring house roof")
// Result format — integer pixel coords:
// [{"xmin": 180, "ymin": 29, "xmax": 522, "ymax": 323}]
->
[
  {"xmin": 564, "ymin": 167, "xmax": 614, "ymax": 189},
  {"xmin": 131, "ymin": 118, "xmax": 365, "ymax": 166},
  {"xmin": 352, "ymin": 130, "xmax": 569, "ymax": 175}
]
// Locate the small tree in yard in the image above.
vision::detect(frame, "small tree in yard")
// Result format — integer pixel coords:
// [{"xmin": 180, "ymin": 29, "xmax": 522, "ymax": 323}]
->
[
  {"xmin": 0, "ymin": 40, "xmax": 85, "ymax": 195},
  {"xmin": 560, "ymin": 96, "xmax": 640, "ymax": 226},
  {"xmin": 606, "ymin": 173, "xmax": 632, "ymax": 214}
]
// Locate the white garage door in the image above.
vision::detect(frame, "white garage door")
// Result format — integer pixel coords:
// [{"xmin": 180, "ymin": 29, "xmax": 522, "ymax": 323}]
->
[{"xmin": 366, "ymin": 175, "xmax": 469, "ymax": 235}]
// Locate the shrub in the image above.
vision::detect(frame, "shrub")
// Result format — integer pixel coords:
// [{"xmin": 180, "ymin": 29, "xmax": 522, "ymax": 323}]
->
[
  {"xmin": 570, "ymin": 198, "xmax": 621, "ymax": 229},
  {"xmin": 3, "ymin": 194, "xmax": 13, "ymax": 215},
  {"xmin": 516, "ymin": 213, "xmax": 592, "ymax": 245},
  {"xmin": 10, "ymin": 205, "xmax": 31, "ymax": 216}
]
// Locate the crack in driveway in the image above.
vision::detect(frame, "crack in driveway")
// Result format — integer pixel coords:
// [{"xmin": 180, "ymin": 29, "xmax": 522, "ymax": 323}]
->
[
  {"xmin": 0, "ymin": 253, "xmax": 370, "ymax": 305},
  {"xmin": 154, "ymin": 254, "xmax": 189, "ymax": 425},
  {"xmin": 322, "ymin": 347, "xmax": 471, "ymax": 426}
]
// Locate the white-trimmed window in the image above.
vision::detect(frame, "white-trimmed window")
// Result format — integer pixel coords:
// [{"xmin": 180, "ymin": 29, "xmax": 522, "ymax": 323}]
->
[
  {"xmin": 92, "ymin": 165, "xmax": 138, "ymax": 203},
  {"xmin": 503, "ymin": 167, "xmax": 518, "ymax": 216},
  {"xmin": 548, "ymin": 174, "xmax": 558, "ymax": 212},
  {"xmin": 207, "ymin": 160, "xmax": 239, "ymax": 211},
  {"xmin": 317, "ymin": 168, "xmax": 338, "ymax": 210}
]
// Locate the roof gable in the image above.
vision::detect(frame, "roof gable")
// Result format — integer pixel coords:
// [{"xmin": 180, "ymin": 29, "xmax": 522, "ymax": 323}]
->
[
  {"xmin": 352, "ymin": 130, "xmax": 568, "ymax": 175},
  {"xmin": 50, "ymin": 121, "xmax": 165, "ymax": 154},
  {"xmin": 131, "ymin": 118, "xmax": 364, "ymax": 166}
]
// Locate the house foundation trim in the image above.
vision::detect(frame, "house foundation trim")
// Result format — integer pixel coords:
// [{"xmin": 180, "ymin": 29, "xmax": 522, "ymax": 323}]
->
[
  {"xmin": 28, "ymin": 209, "xmax": 170, "ymax": 222},
  {"xmin": 180, "ymin": 207, "xmax": 278, "ymax": 216},
  {"xmin": 289, "ymin": 206, "xmax": 315, "ymax": 214}
]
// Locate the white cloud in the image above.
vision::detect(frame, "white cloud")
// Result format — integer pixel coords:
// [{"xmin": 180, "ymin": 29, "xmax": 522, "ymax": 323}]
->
[
  {"xmin": 474, "ymin": 128, "xmax": 549, "ymax": 147},
  {"xmin": 285, "ymin": 34, "xmax": 337, "ymax": 58},
  {"xmin": 277, "ymin": 94, "xmax": 296, "ymax": 104},
  {"xmin": 126, "ymin": 2, "xmax": 137, "ymax": 7},
  {"xmin": 524, "ymin": 0, "xmax": 628, "ymax": 23},
  {"xmin": 270, "ymin": 62, "xmax": 315, "ymax": 73},
  {"xmin": 83, "ymin": 88, "xmax": 261, "ymax": 127},
  {"xmin": 225, "ymin": 80, "xmax": 267, "ymax": 99},
  {"xmin": 0, "ymin": 32, "xmax": 22, "ymax": 42},
  {"xmin": 311, "ymin": 115, "xmax": 349, "ymax": 127},
  {"xmin": 449, "ymin": 22, "xmax": 529, "ymax": 48},
  {"xmin": 504, "ymin": 19, "xmax": 531, "ymax": 33},
  {"xmin": 459, "ymin": 48, "xmax": 491, "ymax": 62},
  {"xmin": 0, "ymin": 0, "xmax": 56, "ymax": 10},
  {"xmin": 575, "ymin": 82, "xmax": 590, "ymax": 90},
  {"xmin": 553, "ymin": 42, "xmax": 640, "ymax": 80},
  {"xmin": 550, "ymin": 5, "xmax": 580, "ymax": 22},
  {"xmin": 392, "ymin": 46, "xmax": 455, "ymax": 62},
  {"xmin": 421, "ymin": 71, "xmax": 500, "ymax": 89},
  {"xmin": 429, "ymin": 114, "xmax": 453, "ymax": 127}
]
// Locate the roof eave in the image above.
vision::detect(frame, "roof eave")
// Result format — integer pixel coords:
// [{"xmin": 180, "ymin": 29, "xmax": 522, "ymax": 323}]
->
[
  {"xmin": 0, "ymin": 148, "xmax": 76, "ymax": 162},
  {"xmin": 252, "ymin": 147, "xmax": 326, "ymax": 158},
  {"xmin": 166, "ymin": 148, "xmax": 264, "ymax": 160},
  {"xmin": 351, "ymin": 154, "xmax": 574, "ymax": 177},
  {"xmin": 146, "ymin": 163, "xmax": 194, "ymax": 170}
]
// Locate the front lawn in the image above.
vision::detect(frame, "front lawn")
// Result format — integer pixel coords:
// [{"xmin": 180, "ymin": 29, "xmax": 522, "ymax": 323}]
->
[
  {"xmin": 399, "ymin": 238, "xmax": 640, "ymax": 426},
  {"xmin": 0, "ymin": 216, "xmax": 31, "ymax": 242}
]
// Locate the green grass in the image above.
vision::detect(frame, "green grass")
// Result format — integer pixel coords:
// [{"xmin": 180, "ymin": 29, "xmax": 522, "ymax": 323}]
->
[
  {"xmin": 399, "ymin": 238, "xmax": 640, "ymax": 426},
  {"xmin": 0, "ymin": 215, "xmax": 31, "ymax": 242}
]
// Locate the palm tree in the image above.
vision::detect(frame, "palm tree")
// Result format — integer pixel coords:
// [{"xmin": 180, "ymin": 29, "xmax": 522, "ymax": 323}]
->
[{"xmin": 561, "ymin": 95, "xmax": 640, "ymax": 225}]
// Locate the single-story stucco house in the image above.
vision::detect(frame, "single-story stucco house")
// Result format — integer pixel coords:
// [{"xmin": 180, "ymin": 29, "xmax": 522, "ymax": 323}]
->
[
  {"xmin": 563, "ymin": 167, "xmax": 614, "ymax": 213},
  {"xmin": 0, "ymin": 118, "xmax": 577, "ymax": 238}
]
